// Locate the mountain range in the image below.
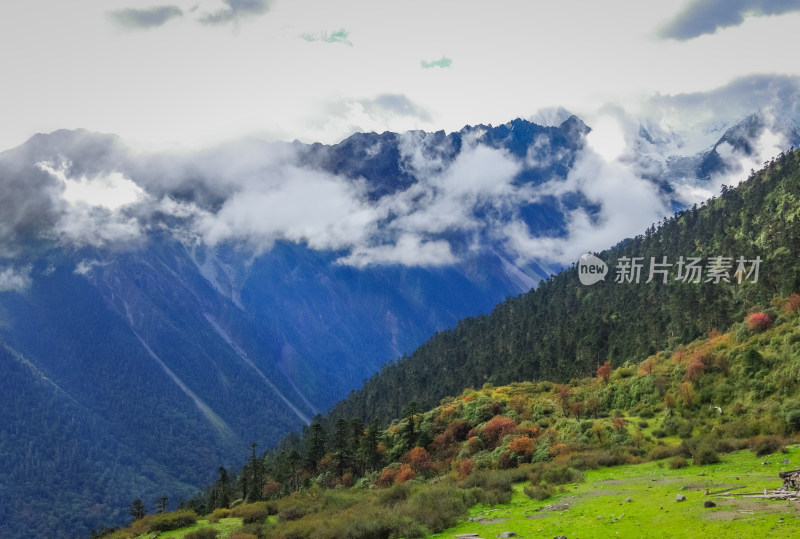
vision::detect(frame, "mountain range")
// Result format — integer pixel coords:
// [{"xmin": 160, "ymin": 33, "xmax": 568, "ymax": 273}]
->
[{"xmin": 0, "ymin": 108, "xmax": 797, "ymax": 538}]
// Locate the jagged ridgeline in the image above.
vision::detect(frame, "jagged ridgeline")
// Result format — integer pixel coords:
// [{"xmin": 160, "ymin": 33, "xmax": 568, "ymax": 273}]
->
[{"xmin": 323, "ymin": 149, "xmax": 800, "ymax": 426}]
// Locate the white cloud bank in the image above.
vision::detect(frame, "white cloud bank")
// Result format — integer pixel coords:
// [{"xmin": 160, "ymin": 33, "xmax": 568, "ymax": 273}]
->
[{"xmin": 2, "ymin": 74, "xmax": 797, "ymax": 271}]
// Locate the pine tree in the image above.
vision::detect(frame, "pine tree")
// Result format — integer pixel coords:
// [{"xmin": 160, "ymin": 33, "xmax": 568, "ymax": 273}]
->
[
  {"xmin": 155, "ymin": 496, "xmax": 168, "ymax": 513},
  {"xmin": 129, "ymin": 499, "xmax": 146, "ymax": 522},
  {"xmin": 305, "ymin": 423, "xmax": 327, "ymax": 471},
  {"xmin": 332, "ymin": 418, "xmax": 351, "ymax": 476},
  {"xmin": 401, "ymin": 401, "xmax": 420, "ymax": 449}
]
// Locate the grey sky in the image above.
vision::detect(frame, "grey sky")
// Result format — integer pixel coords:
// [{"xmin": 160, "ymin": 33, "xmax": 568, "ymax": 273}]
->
[{"xmin": 0, "ymin": 1, "xmax": 799, "ymax": 151}]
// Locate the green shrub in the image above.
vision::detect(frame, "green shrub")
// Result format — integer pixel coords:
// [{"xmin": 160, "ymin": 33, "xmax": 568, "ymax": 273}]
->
[
  {"xmin": 230, "ymin": 501, "xmax": 276, "ymax": 524},
  {"xmin": 229, "ymin": 524, "xmax": 261, "ymax": 539},
  {"xmin": 185, "ymin": 529, "xmax": 219, "ymax": 539},
  {"xmin": 786, "ymin": 410, "xmax": 800, "ymax": 432},
  {"xmin": 458, "ymin": 470, "xmax": 514, "ymax": 505},
  {"xmin": 713, "ymin": 438, "xmax": 749, "ymax": 454},
  {"xmin": 692, "ymin": 444, "xmax": 720, "ymax": 465},
  {"xmin": 646, "ymin": 445, "xmax": 679, "ymax": 461},
  {"xmin": 662, "ymin": 416, "xmax": 680, "ymax": 435},
  {"xmin": 677, "ymin": 421, "xmax": 695, "ymax": 439},
  {"xmin": 595, "ymin": 450, "xmax": 633, "ymax": 467},
  {"xmin": 524, "ymin": 483, "xmax": 554, "ymax": 501},
  {"xmin": 278, "ymin": 506, "xmax": 307, "ymax": 523},
  {"xmin": 542, "ymin": 466, "xmax": 584, "ymax": 485},
  {"xmin": 148, "ymin": 510, "xmax": 198, "ymax": 532},
  {"xmin": 344, "ymin": 510, "xmax": 429, "ymax": 539},
  {"xmin": 565, "ymin": 452, "xmax": 599, "ymax": 470},
  {"xmin": 668, "ymin": 456, "xmax": 688, "ymax": 469},
  {"xmin": 228, "ymin": 533, "xmax": 258, "ymax": 539},
  {"xmin": 207, "ymin": 507, "xmax": 230, "ymax": 522},
  {"xmin": 377, "ymin": 481, "xmax": 412, "ymax": 507},
  {"xmin": 750, "ymin": 435, "xmax": 785, "ymax": 457},
  {"xmin": 398, "ymin": 485, "xmax": 475, "ymax": 533}
]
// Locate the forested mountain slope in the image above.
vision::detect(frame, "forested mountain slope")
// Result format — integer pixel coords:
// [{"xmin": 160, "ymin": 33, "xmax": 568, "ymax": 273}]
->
[{"xmin": 326, "ymin": 148, "xmax": 800, "ymax": 425}]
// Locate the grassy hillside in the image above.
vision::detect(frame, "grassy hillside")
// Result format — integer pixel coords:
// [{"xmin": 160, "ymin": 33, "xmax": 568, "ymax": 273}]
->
[{"xmin": 99, "ymin": 294, "xmax": 800, "ymax": 537}]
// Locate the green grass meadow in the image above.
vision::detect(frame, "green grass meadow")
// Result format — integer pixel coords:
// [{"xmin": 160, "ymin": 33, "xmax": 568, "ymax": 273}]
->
[{"xmin": 432, "ymin": 446, "xmax": 800, "ymax": 539}]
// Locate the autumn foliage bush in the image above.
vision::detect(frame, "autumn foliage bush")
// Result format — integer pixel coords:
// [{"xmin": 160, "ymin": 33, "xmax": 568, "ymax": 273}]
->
[
  {"xmin": 402, "ymin": 447, "xmax": 432, "ymax": 476},
  {"xmin": 379, "ymin": 463, "xmax": 416, "ymax": 486},
  {"xmin": 508, "ymin": 436, "xmax": 536, "ymax": 459},
  {"xmin": 786, "ymin": 293, "xmax": 800, "ymax": 313},
  {"xmin": 596, "ymin": 361, "xmax": 612, "ymax": 384},
  {"xmin": 481, "ymin": 415, "xmax": 517, "ymax": 447},
  {"xmin": 456, "ymin": 458, "xmax": 474, "ymax": 479},
  {"xmin": 747, "ymin": 312, "xmax": 772, "ymax": 332},
  {"xmin": 684, "ymin": 358, "xmax": 705, "ymax": 382}
]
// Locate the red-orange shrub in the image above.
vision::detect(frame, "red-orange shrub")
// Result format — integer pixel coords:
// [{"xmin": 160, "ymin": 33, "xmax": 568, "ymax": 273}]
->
[
  {"xmin": 786, "ymin": 293, "xmax": 800, "ymax": 313},
  {"xmin": 684, "ymin": 359, "xmax": 705, "ymax": 382},
  {"xmin": 394, "ymin": 464, "xmax": 415, "ymax": 484},
  {"xmin": 597, "ymin": 361, "xmax": 612, "ymax": 384},
  {"xmin": 377, "ymin": 465, "xmax": 398, "ymax": 487},
  {"xmin": 508, "ymin": 436, "xmax": 535, "ymax": 458},
  {"xmin": 457, "ymin": 457, "xmax": 475, "ymax": 479},
  {"xmin": 747, "ymin": 312, "xmax": 771, "ymax": 332},
  {"xmin": 482, "ymin": 416, "xmax": 518, "ymax": 446},
  {"xmin": 402, "ymin": 447, "xmax": 432, "ymax": 475}
]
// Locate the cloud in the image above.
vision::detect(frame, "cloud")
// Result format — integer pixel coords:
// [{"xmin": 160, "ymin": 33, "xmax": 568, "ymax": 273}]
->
[
  {"xmin": 189, "ymin": 136, "xmax": 525, "ymax": 267},
  {"xmin": 109, "ymin": 5, "xmax": 183, "ymax": 29},
  {"xmin": 35, "ymin": 161, "xmax": 148, "ymax": 248},
  {"xmin": 0, "ymin": 120, "xmax": 660, "ymax": 269},
  {"xmin": 37, "ymin": 162, "xmax": 145, "ymax": 211},
  {"xmin": 388, "ymin": 138, "xmax": 522, "ymax": 237},
  {"xmin": 300, "ymin": 28, "xmax": 353, "ymax": 46},
  {"xmin": 421, "ymin": 56, "xmax": 452, "ymax": 69},
  {"xmin": 503, "ymin": 149, "xmax": 671, "ymax": 265},
  {"xmin": 660, "ymin": 0, "xmax": 800, "ymax": 40},
  {"xmin": 308, "ymin": 94, "xmax": 433, "ymax": 142},
  {"xmin": 674, "ymin": 124, "xmax": 790, "ymax": 205},
  {"xmin": 640, "ymin": 75, "xmax": 800, "ymax": 129},
  {"xmin": 199, "ymin": 0, "xmax": 272, "ymax": 25},
  {"xmin": 74, "ymin": 260, "xmax": 102, "ymax": 276},
  {"xmin": 197, "ymin": 166, "xmax": 379, "ymax": 253},
  {"xmin": 529, "ymin": 106, "xmax": 574, "ymax": 128},
  {"xmin": 368, "ymin": 95, "xmax": 432, "ymax": 122},
  {"xmin": 0, "ymin": 266, "xmax": 31, "ymax": 292},
  {"xmin": 338, "ymin": 235, "xmax": 457, "ymax": 267},
  {"xmin": 3, "ymin": 76, "xmax": 793, "ymax": 271}
]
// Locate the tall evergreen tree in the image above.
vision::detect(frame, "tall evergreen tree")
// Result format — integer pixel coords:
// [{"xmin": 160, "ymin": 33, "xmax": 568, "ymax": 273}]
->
[
  {"xmin": 305, "ymin": 423, "xmax": 327, "ymax": 472},
  {"xmin": 129, "ymin": 499, "xmax": 146, "ymax": 522},
  {"xmin": 332, "ymin": 418, "xmax": 351, "ymax": 476},
  {"xmin": 155, "ymin": 496, "xmax": 168, "ymax": 513}
]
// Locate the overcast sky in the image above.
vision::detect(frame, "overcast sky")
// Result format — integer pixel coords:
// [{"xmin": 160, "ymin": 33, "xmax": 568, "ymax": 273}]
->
[{"xmin": 1, "ymin": 0, "xmax": 799, "ymax": 152}]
